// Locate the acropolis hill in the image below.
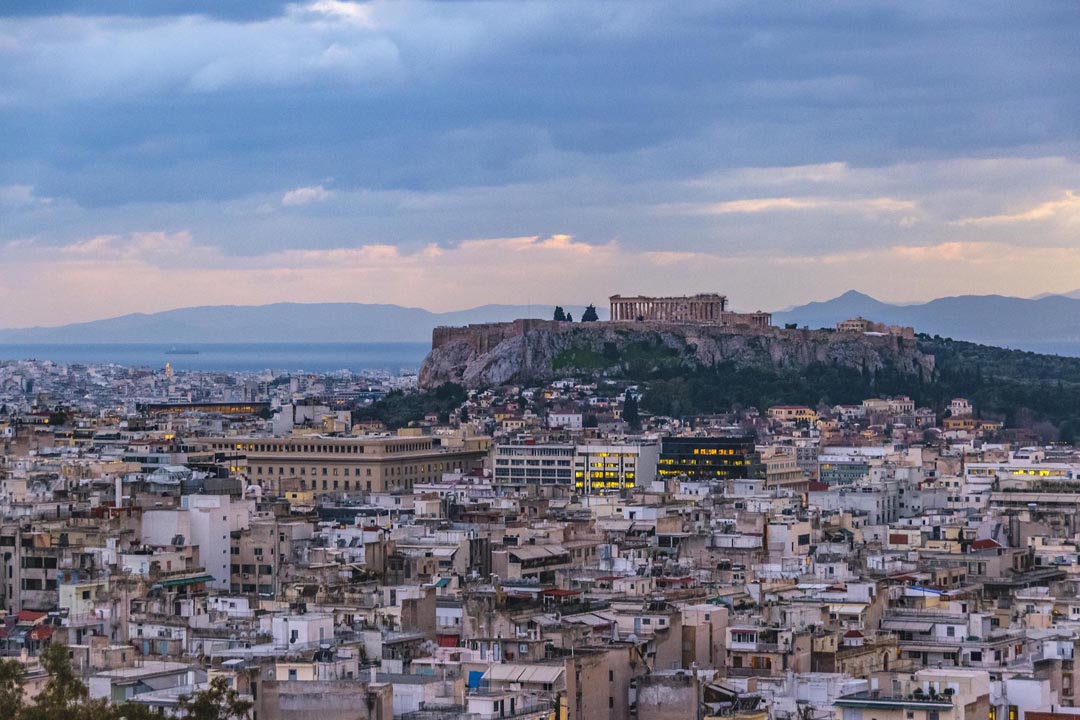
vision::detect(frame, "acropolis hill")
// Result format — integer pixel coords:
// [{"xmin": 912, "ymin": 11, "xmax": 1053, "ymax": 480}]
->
[{"xmin": 419, "ymin": 294, "xmax": 934, "ymax": 389}]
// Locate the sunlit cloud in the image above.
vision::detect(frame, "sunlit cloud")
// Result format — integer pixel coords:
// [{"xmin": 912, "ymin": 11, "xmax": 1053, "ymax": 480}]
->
[
  {"xmin": 682, "ymin": 196, "xmax": 917, "ymax": 216},
  {"xmin": 4, "ymin": 229, "xmax": 1080, "ymax": 328},
  {"xmin": 281, "ymin": 184, "xmax": 335, "ymax": 207},
  {"xmin": 952, "ymin": 191, "xmax": 1080, "ymax": 226}
]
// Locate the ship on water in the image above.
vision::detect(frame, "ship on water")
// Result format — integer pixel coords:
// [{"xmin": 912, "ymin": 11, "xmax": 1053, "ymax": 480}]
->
[{"xmin": 165, "ymin": 348, "xmax": 200, "ymax": 355}]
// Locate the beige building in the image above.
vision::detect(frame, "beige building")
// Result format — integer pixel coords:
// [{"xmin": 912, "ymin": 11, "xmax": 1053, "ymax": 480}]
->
[
  {"xmin": 609, "ymin": 293, "xmax": 771, "ymax": 327},
  {"xmin": 198, "ymin": 432, "xmax": 490, "ymax": 496},
  {"xmin": 768, "ymin": 405, "xmax": 819, "ymax": 424},
  {"xmin": 837, "ymin": 316, "xmax": 916, "ymax": 339},
  {"xmin": 230, "ymin": 518, "xmax": 313, "ymax": 597},
  {"xmin": 834, "ymin": 668, "xmax": 991, "ymax": 720}
]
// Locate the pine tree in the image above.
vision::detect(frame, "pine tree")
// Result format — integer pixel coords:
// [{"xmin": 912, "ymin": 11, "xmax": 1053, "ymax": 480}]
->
[
  {"xmin": 622, "ymin": 389, "xmax": 640, "ymax": 429},
  {"xmin": 553, "ymin": 306, "xmax": 566, "ymax": 321},
  {"xmin": 581, "ymin": 304, "xmax": 599, "ymax": 322}
]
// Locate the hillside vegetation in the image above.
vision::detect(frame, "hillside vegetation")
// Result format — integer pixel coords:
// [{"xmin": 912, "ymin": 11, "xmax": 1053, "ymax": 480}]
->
[{"xmin": 639, "ymin": 335, "xmax": 1080, "ymax": 441}]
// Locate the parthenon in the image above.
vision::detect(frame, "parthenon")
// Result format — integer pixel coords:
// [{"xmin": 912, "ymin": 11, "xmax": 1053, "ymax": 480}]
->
[{"xmin": 608, "ymin": 293, "xmax": 771, "ymax": 327}]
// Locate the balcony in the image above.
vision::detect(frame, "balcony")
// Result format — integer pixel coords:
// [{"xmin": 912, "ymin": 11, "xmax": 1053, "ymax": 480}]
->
[
  {"xmin": 730, "ymin": 641, "xmax": 781, "ymax": 653},
  {"xmin": 725, "ymin": 666, "xmax": 778, "ymax": 678}
]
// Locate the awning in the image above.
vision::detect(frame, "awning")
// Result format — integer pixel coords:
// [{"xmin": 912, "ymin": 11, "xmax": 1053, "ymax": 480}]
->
[
  {"xmin": 159, "ymin": 574, "xmax": 214, "ymax": 588},
  {"xmin": 829, "ymin": 604, "xmax": 868, "ymax": 615},
  {"xmin": 484, "ymin": 664, "xmax": 564, "ymax": 684},
  {"xmin": 882, "ymin": 620, "xmax": 933, "ymax": 632},
  {"xmin": 141, "ymin": 675, "xmax": 182, "ymax": 691}
]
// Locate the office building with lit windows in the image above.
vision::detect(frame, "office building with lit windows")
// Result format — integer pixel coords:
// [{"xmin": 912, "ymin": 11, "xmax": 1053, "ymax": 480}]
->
[
  {"xmin": 574, "ymin": 442, "xmax": 659, "ymax": 494},
  {"xmin": 492, "ymin": 440, "xmax": 658, "ymax": 494},
  {"xmin": 658, "ymin": 436, "xmax": 760, "ymax": 480}
]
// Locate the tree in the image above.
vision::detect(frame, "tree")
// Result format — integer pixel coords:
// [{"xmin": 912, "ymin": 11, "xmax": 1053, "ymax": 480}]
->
[
  {"xmin": 177, "ymin": 676, "xmax": 252, "ymax": 720},
  {"xmin": 0, "ymin": 659, "xmax": 24, "ymax": 720},
  {"xmin": 30, "ymin": 641, "xmax": 88, "ymax": 717},
  {"xmin": 622, "ymin": 390, "xmax": 640, "ymax": 429},
  {"xmin": 565, "ymin": 313, "xmax": 573, "ymax": 322},
  {"xmin": 581, "ymin": 305, "xmax": 599, "ymax": 322},
  {"xmin": 553, "ymin": 306, "xmax": 566, "ymax": 321},
  {"xmin": 0, "ymin": 645, "xmax": 168, "ymax": 720}
]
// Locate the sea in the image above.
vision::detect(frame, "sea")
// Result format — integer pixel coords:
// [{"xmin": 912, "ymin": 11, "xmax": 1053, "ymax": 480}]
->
[{"xmin": 0, "ymin": 343, "xmax": 431, "ymax": 374}]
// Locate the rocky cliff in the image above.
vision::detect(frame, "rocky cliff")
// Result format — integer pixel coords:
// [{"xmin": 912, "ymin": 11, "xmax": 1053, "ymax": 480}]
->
[{"xmin": 418, "ymin": 320, "xmax": 935, "ymax": 389}]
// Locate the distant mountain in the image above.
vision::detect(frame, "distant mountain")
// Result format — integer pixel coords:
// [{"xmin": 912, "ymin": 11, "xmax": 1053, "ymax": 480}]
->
[
  {"xmin": 5, "ymin": 291, "xmax": 1079, "ymax": 355},
  {"xmin": 0, "ymin": 303, "xmax": 608, "ymax": 344},
  {"xmin": 1033, "ymin": 289, "xmax": 1080, "ymax": 300},
  {"xmin": 775, "ymin": 290, "xmax": 1080, "ymax": 356}
]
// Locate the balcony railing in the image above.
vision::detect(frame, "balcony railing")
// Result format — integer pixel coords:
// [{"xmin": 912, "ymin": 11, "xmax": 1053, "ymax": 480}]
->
[
  {"xmin": 730, "ymin": 641, "xmax": 781, "ymax": 653},
  {"xmin": 725, "ymin": 666, "xmax": 778, "ymax": 677}
]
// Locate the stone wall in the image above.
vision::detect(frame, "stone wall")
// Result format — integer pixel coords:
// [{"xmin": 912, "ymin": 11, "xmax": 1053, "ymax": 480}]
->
[{"xmin": 255, "ymin": 680, "xmax": 393, "ymax": 720}]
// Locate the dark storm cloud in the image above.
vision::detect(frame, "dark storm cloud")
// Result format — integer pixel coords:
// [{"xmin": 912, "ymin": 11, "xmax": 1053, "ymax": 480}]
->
[{"xmin": 1, "ymin": 1, "xmax": 1079, "ymax": 272}]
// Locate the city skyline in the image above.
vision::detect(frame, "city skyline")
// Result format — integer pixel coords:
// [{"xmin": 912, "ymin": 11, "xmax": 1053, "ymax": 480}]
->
[{"xmin": 3, "ymin": 2, "xmax": 1080, "ymax": 327}]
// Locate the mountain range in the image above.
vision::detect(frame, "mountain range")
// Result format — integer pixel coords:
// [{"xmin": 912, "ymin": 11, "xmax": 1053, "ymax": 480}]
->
[
  {"xmin": 0, "ymin": 303, "xmax": 607, "ymax": 344},
  {"xmin": 774, "ymin": 290, "xmax": 1080, "ymax": 356},
  {"xmin": 1, "ymin": 291, "xmax": 1078, "ymax": 356}
]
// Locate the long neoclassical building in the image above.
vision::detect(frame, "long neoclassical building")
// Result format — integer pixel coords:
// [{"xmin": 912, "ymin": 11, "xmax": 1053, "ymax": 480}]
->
[{"xmin": 609, "ymin": 293, "xmax": 771, "ymax": 327}]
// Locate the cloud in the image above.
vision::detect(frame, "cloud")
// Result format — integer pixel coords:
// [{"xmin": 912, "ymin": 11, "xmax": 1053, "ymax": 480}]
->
[
  {"xmin": 952, "ymin": 191, "xmax": 1080, "ymax": 226},
  {"xmin": 681, "ymin": 196, "xmax": 917, "ymax": 216},
  {"xmin": 281, "ymin": 184, "xmax": 334, "ymax": 207},
  {"xmin": 291, "ymin": 1, "xmax": 377, "ymax": 27},
  {"xmin": 0, "ymin": 184, "xmax": 50, "ymax": 207},
  {"xmin": 5, "ymin": 227, "xmax": 1080, "ymax": 328}
]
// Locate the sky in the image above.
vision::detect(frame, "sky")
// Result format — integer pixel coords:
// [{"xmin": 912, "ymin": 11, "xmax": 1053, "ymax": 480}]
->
[{"xmin": 2, "ymin": 1, "xmax": 1080, "ymax": 328}]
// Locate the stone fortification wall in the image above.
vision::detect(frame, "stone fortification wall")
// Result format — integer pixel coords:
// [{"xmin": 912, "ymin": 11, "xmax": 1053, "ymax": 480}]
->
[
  {"xmin": 431, "ymin": 319, "xmax": 565, "ymax": 354},
  {"xmin": 420, "ymin": 319, "xmax": 935, "ymax": 390}
]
